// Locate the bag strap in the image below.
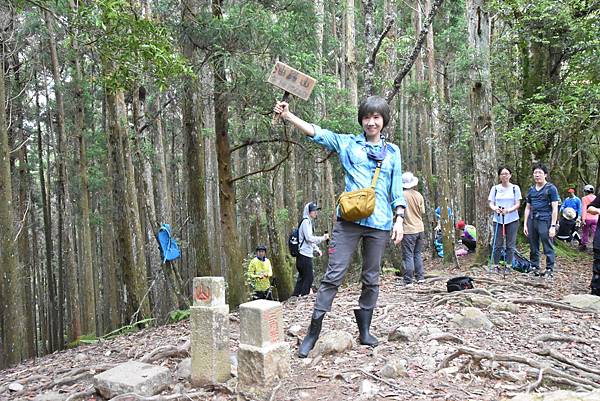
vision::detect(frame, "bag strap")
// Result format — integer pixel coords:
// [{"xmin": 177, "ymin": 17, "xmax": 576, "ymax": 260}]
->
[{"xmin": 370, "ymin": 160, "xmax": 382, "ymax": 189}]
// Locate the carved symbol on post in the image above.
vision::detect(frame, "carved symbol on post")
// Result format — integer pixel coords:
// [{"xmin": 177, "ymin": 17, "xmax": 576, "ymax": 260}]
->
[
  {"xmin": 194, "ymin": 285, "xmax": 211, "ymax": 302},
  {"xmin": 266, "ymin": 311, "xmax": 279, "ymax": 343}
]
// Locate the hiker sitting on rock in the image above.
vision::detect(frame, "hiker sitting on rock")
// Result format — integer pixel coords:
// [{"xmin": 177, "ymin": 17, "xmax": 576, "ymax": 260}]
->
[{"xmin": 274, "ymin": 95, "xmax": 406, "ymax": 358}]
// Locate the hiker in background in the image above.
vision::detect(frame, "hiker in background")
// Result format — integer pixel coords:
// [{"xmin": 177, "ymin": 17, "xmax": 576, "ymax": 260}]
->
[
  {"xmin": 585, "ymin": 194, "xmax": 600, "ymax": 295},
  {"xmin": 581, "ymin": 185, "xmax": 597, "ymax": 251},
  {"xmin": 560, "ymin": 188, "xmax": 582, "ymax": 221},
  {"xmin": 247, "ymin": 245, "xmax": 273, "ymax": 300},
  {"xmin": 292, "ymin": 202, "xmax": 329, "ymax": 297},
  {"xmin": 400, "ymin": 172, "xmax": 425, "ymax": 286},
  {"xmin": 274, "ymin": 96, "xmax": 406, "ymax": 358},
  {"xmin": 523, "ymin": 163, "xmax": 560, "ymax": 277},
  {"xmin": 488, "ymin": 166, "xmax": 522, "ymax": 269},
  {"xmin": 456, "ymin": 220, "xmax": 477, "ymax": 253}
]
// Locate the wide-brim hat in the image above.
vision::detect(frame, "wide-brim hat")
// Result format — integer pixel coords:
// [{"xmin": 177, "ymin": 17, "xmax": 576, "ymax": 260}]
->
[
  {"xmin": 402, "ymin": 172, "xmax": 419, "ymax": 189},
  {"xmin": 562, "ymin": 207, "xmax": 576, "ymax": 220}
]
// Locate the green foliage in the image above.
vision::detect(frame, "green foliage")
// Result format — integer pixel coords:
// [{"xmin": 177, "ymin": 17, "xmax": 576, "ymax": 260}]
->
[
  {"xmin": 73, "ymin": 0, "xmax": 191, "ymax": 91},
  {"xmin": 66, "ymin": 317, "xmax": 155, "ymax": 348},
  {"xmin": 168, "ymin": 309, "xmax": 190, "ymax": 323}
]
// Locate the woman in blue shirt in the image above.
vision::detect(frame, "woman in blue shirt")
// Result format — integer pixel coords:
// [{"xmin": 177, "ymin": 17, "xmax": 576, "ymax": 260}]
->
[
  {"xmin": 487, "ymin": 166, "xmax": 521, "ymax": 269},
  {"xmin": 274, "ymin": 96, "xmax": 406, "ymax": 358}
]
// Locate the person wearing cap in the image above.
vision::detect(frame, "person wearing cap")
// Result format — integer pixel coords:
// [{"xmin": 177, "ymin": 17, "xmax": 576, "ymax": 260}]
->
[
  {"xmin": 274, "ymin": 96, "xmax": 406, "ymax": 358},
  {"xmin": 581, "ymin": 185, "xmax": 597, "ymax": 250},
  {"xmin": 523, "ymin": 163, "xmax": 560, "ymax": 277},
  {"xmin": 488, "ymin": 166, "xmax": 522, "ymax": 268},
  {"xmin": 400, "ymin": 172, "xmax": 425, "ymax": 285},
  {"xmin": 560, "ymin": 188, "xmax": 582, "ymax": 221},
  {"xmin": 292, "ymin": 202, "xmax": 329, "ymax": 297},
  {"xmin": 247, "ymin": 245, "xmax": 273, "ymax": 299},
  {"xmin": 456, "ymin": 220, "xmax": 477, "ymax": 253}
]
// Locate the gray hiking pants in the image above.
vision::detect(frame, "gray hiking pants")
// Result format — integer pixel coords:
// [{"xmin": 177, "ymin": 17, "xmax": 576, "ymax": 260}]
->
[
  {"xmin": 401, "ymin": 232, "xmax": 425, "ymax": 284},
  {"xmin": 314, "ymin": 220, "xmax": 389, "ymax": 313}
]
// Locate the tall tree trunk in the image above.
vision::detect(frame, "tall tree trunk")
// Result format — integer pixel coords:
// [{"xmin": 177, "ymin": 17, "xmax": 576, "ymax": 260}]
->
[
  {"xmin": 467, "ymin": 0, "xmax": 496, "ymax": 264},
  {"xmin": 34, "ymin": 70, "xmax": 57, "ymax": 352},
  {"xmin": 106, "ymin": 88, "xmax": 150, "ymax": 321},
  {"xmin": 425, "ymin": 0, "xmax": 456, "ymax": 265},
  {"xmin": 414, "ymin": 0, "xmax": 435, "ymax": 252},
  {"xmin": 182, "ymin": 0, "xmax": 211, "ymax": 278},
  {"xmin": 212, "ymin": 0, "xmax": 245, "ymax": 307},
  {"xmin": 69, "ymin": 0, "xmax": 96, "ymax": 334},
  {"xmin": 0, "ymin": 51, "xmax": 25, "ymax": 368},
  {"xmin": 346, "ymin": 0, "xmax": 358, "ymax": 106},
  {"xmin": 44, "ymin": 10, "xmax": 81, "ymax": 342},
  {"xmin": 12, "ymin": 51, "xmax": 35, "ymax": 357}
]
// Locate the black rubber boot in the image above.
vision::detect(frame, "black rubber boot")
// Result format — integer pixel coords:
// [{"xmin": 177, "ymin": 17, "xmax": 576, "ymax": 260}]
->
[
  {"xmin": 298, "ymin": 311, "xmax": 325, "ymax": 358},
  {"xmin": 354, "ymin": 308, "xmax": 378, "ymax": 347}
]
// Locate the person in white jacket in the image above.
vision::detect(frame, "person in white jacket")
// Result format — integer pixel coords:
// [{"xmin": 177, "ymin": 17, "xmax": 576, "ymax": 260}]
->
[{"xmin": 292, "ymin": 202, "xmax": 329, "ymax": 296}]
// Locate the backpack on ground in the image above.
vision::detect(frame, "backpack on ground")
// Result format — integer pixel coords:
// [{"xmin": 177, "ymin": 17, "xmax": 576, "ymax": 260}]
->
[
  {"xmin": 446, "ymin": 276, "xmax": 474, "ymax": 292},
  {"xmin": 512, "ymin": 250, "xmax": 533, "ymax": 273},
  {"xmin": 288, "ymin": 218, "xmax": 308, "ymax": 257},
  {"xmin": 156, "ymin": 224, "xmax": 181, "ymax": 263}
]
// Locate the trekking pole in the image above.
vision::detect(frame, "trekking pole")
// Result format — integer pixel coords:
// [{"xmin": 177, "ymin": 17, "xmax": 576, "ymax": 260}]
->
[
  {"xmin": 489, "ymin": 213, "xmax": 500, "ymax": 273},
  {"xmin": 501, "ymin": 211, "xmax": 507, "ymax": 277}
]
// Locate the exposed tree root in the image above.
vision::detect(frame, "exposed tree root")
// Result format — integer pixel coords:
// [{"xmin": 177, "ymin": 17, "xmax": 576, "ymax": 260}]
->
[
  {"xmin": 437, "ymin": 346, "xmax": 600, "ymax": 390},
  {"xmin": 531, "ymin": 333, "xmax": 600, "ymax": 345},
  {"xmin": 139, "ymin": 340, "xmax": 191, "ymax": 363},
  {"xmin": 111, "ymin": 390, "xmax": 209, "ymax": 400},
  {"xmin": 533, "ymin": 348, "xmax": 600, "ymax": 377},
  {"xmin": 511, "ymin": 298, "xmax": 596, "ymax": 313}
]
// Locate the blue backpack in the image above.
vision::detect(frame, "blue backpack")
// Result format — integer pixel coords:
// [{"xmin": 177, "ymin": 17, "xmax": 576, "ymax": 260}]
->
[
  {"xmin": 156, "ymin": 224, "xmax": 181, "ymax": 263},
  {"xmin": 511, "ymin": 250, "xmax": 532, "ymax": 273}
]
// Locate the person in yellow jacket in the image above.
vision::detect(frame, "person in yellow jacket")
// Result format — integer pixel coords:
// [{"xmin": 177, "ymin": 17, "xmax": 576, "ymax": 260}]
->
[{"xmin": 247, "ymin": 245, "xmax": 273, "ymax": 299}]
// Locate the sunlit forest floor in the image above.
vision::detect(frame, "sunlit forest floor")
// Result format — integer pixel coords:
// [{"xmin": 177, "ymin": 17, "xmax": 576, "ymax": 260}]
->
[{"xmin": 1, "ymin": 245, "xmax": 598, "ymax": 401}]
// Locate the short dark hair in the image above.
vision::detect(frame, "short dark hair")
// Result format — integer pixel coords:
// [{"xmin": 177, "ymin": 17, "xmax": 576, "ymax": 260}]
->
[
  {"xmin": 532, "ymin": 163, "xmax": 548, "ymax": 174},
  {"xmin": 358, "ymin": 96, "xmax": 390, "ymax": 128},
  {"xmin": 497, "ymin": 166, "xmax": 512, "ymax": 176}
]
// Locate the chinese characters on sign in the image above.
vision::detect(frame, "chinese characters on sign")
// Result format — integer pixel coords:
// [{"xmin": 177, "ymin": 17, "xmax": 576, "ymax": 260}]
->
[
  {"xmin": 266, "ymin": 311, "xmax": 280, "ymax": 343},
  {"xmin": 267, "ymin": 62, "xmax": 316, "ymax": 101}
]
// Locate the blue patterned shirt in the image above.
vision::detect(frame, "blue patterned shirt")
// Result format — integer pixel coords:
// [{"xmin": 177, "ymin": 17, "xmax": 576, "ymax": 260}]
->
[{"xmin": 310, "ymin": 125, "xmax": 406, "ymax": 231}]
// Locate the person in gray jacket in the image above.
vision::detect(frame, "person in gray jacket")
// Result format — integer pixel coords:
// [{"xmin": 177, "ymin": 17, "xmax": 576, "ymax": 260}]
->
[{"xmin": 292, "ymin": 202, "xmax": 329, "ymax": 296}]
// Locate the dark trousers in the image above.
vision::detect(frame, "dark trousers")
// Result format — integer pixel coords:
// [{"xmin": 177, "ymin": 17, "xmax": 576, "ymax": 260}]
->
[
  {"xmin": 592, "ymin": 228, "xmax": 600, "ymax": 295},
  {"xmin": 292, "ymin": 254, "xmax": 314, "ymax": 296},
  {"xmin": 528, "ymin": 218, "xmax": 555, "ymax": 271},
  {"xmin": 314, "ymin": 220, "xmax": 389, "ymax": 312},
  {"xmin": 492, "ymin": 220, "xmax": 519, "ymax": 264},
  {"xmin": 462, "ymin": 238, "xmax": 476, "ymax": 252}
]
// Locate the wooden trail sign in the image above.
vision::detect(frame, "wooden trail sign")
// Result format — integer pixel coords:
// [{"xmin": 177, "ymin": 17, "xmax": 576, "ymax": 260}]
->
[{"xmin": 267, "ymin": 62, "xmax": 316, "ymax": 101}]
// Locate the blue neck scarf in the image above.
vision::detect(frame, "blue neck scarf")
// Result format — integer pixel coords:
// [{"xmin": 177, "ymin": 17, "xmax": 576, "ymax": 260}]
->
[{"xmin": 364, "ymin": 134, "xmax": 388, "ymax": 162}]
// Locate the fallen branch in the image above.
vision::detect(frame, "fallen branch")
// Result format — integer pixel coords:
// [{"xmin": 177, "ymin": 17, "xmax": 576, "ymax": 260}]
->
[
  {"xmin": 353, "ymin": 368, "xmax": 421, "ymax": 396},
  {"xmin": 522, "ymin": 368, "xmax": 546, "ymax": 393}
]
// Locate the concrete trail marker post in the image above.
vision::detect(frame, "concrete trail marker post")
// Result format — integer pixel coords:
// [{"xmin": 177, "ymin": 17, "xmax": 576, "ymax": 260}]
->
[{"xmin": 268, "ymin": 61, "xmax": 317, "ymax": 124}]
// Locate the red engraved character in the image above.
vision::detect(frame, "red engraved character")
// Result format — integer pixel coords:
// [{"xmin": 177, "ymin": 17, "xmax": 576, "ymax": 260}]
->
[
  {"xmin": 194, "ymin": 285, "xmax": 211, "ymax": 302},
  {"xmin": 267, "ymin": 312, "xmax": 279, "ymax": 342}
]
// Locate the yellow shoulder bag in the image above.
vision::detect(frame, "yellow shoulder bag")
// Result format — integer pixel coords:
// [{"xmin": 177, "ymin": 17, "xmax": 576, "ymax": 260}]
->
[{"xmin": 337, "ymin": 160, "xmax": 382, "ymax": 221}]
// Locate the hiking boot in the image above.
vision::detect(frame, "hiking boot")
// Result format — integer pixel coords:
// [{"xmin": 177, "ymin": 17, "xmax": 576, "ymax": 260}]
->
[
  {"xmin": 354, "ymin": 308, "xmax": 378, "ymax": 347},
  {"xmin": 298, "ymin": 311, "xmax": 325, "ymax": 358},
  {"xmin": 544, "ymin": 269, "xmax": 554, "ymax": 279},
  {"xmin": 417, "ymin": 279, "xmax": 426, "ymax": 284}
]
